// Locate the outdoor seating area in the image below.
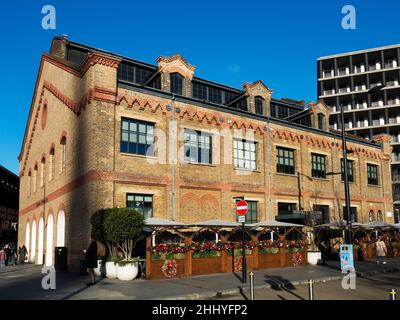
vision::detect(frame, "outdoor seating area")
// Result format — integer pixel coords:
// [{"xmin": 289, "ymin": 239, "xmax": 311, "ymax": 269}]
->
[
  {"xmin": 144, "ymin": 218, "xmax": 308, "ymax": 279},
  {"xmin": 314, "ymin": 220, "xmax": 400, "ymax": 261}
]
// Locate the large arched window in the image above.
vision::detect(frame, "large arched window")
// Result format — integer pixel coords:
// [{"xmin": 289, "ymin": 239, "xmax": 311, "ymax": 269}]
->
[
  {"xmin": 57, "ymin": 210, "xmax": 65, "ymax": 247},
  {"xmin": 45, "ymin": 213, "xmax": 54, "ymax": 266},
  {"xmin": 377, "ymin": 210, "xmax": 383, "ymax": 222},
  {"xmin": 31, "ymin": 220, "xmax": 37, "ymax": 262},
  {"xmin": 369, "ymin": 210, "xmax": 375, "ymax": 222},
  {"xmin": 25, "ymin": 222, "xmax": 31, "ymax": 255},
  {"xmin": 38, "ymin": 217, "xmax": 44, "ymax": 265}
]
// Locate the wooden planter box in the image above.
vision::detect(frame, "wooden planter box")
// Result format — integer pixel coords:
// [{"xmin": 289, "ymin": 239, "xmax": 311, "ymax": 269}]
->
[
  {"xmin": 258, "ymin": 252, "xmax": 281, "ymax": 269},
  {"xmin": 192, "ymin": 257, "xmax": 222, "ymax": 275},
  {"xmin": 149, "ymin": 259, "xmax": 188, "ymax": 279}
]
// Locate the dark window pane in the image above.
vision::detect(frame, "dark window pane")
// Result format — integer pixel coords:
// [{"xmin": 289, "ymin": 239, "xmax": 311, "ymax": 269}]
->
[
  {"xmin": 276, "ymin": 147, "xmax": 295, "ymax": 175},
  {"xmin": 120, "ymin": 117, "xmax": 154, "ymax": 156},
  {"xmin": 171, "ymin": 73, "xmax": 183, "ymax": 95}
]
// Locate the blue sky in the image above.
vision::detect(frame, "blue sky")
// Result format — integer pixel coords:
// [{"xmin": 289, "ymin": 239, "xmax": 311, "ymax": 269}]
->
[{"xmin": 0, "ymin": 0, "xmax": 399, "ymax": 175}]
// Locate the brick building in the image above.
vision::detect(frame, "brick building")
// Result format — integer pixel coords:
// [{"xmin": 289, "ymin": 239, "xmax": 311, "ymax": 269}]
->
[
  {"xmin": 0, "ymin": 165, "xmax": 19, "ymax": 244},
  {"xmin": 18, "ymin": 36, "xmax": 394, "ymax": 269}
]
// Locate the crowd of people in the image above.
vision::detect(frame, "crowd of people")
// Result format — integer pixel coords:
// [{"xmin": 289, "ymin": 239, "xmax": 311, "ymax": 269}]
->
[{"xmin": 0, "ymin": 244, "xmax": 28, "ymax": 268}]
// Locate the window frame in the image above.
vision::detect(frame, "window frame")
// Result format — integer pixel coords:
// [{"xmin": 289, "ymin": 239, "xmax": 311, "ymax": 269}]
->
[
  {"xmin": 233, "ymin": 139, "xmax": 257, "ymax": 170},
  {"xmin": 311, "ymin": 153, "xmax": 327, "ymax": 179},
  {"xmin": 126, "ymin": 193, "xmax": 153, "ymax": 219},
  {"xmin": 170, "ymin": 73, "xmax": 184, "ymax": 95},
  {"xmin": 255, "ymin": 96, "xmax": 264, "ymax": 115},
  {"xmin": 341, "ymin": 159, "xmax": 354, "ymax": 182},
  {"xmin": 183, "ymin": 129, "xmax": 213, "ymax": 165},
  {"xmin": 367, "ymin": 163, "xmax": 379, "ymax": 185},
  {"xmin": 120, "ymin": 118, "xmax": 155, "ymax": 156},
  {"xmin": 276, "ymin": 146, "xmax": 295, "ymax": 175}
]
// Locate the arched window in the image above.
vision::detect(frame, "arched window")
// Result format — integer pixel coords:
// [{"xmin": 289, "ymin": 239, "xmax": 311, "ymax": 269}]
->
[
  {"xmin": 60, "ymin": 137, "xmax": 66, "ymax": 173},
  {"xmin": 45, "ymin": 213, "xmax": 54, "ymax": 266},
  {"xmin": 40, "ymin": 157, "xmax": 45, "ymax": 187},
  {"xmin": 255, "ymin": 96, "xmax": 264, "ymax": 115},
  {"xmin": 33, "ymin": 165, "xmax": 38, "ymax": 193},
  {"xmin": 57, "ymin": 210, "xmax": 65, "ymax": 247},
  {"xmin": 28, "ymin": 171, "xmax": 32, "ymax": 196},
  {"xmin": 49, "ymin": 147, "xmax": 55, "ymax": 181},
  {"xmin": 38, "ymin": 217, "xmax": 44, "ymax": 265},
  {"xmin": 377, "ymin": 210, "xmax": 383, "ymax": 222},
  {"xmin": 31, "ymin": 220, "xmax": 37, "ymax": 262},
  {"xmin": 25, "ymin": 221, "xmax": 30, "ymax": 255},
  {"xmin": 369, "ymin": 210, "xmax": 375, "ymax": 222}
]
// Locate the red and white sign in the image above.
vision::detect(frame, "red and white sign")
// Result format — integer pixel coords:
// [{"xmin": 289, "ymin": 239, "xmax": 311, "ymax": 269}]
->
[{"xmin": 236, "ymin": 200, "xmax": 248, "ymax": 216}]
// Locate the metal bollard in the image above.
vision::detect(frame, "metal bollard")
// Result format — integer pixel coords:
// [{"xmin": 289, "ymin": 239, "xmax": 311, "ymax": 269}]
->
[
  {"xmin": 249, "ymin": 271, "xmax": 255, "ymax": 300},
  {"xmin": 389, "ymin": 289, "xmax": 397, "ymax": 300},
  {"xmin": 308, "ymin": 279, "xmax": 314, "ymax": 300}
]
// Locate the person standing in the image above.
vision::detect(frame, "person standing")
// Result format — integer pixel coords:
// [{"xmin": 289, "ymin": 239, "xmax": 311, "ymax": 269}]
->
[
  {"xmin": 0, "ymin": 247, "xmax": 5, "ymax": 268},
  {"xmin": 4, "ymin": 245, "xmax": 10, "ymax": 266},
  {"xmin": 375, "ymin": 236, "xmax": 388, "ymax": 265},
  {"xmin": 85, "ymin": 235, "xmax": 98, "ymax": 286}
]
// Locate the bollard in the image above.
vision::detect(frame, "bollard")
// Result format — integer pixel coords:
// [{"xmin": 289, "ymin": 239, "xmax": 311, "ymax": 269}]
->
[
  {"xmin": 308, "ymin": 279, "xmax": 314, "ymax": 300},
  {"xmin": 389, "ymin": 289, "xmax": 397, "ymax": 300},
  {"xmin": 249, "ymin": 271, "xmax": 255, "ymax": 300}
]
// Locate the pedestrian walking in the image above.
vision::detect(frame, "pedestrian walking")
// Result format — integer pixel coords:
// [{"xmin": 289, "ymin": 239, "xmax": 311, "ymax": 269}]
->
[
  {"xmin": 375, "ymin": 236, "xmax": 387, "ymax": 265},
  {"xmin": 85, "ymin": 235, "xmax": 98, "ymax": 286},
  {"xmin": 19, "ymin": 245, "xmax": 28, "ymax": 264},
  {"xmin": 0, "ymin": 247, "xmax": 6, "ymax": 268},
  {"xmin": 4, "ymin": 244, "xmax": 10, "ymax": 266}
]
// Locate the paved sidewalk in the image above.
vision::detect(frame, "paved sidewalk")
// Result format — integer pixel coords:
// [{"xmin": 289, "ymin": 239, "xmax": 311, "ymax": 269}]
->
[{"xmin": 67, "ymin": 258, "xmax": 400, "ymax": 300}]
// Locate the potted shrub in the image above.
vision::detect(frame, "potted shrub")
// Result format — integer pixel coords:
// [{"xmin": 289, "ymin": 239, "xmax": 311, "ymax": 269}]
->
[
  {"xmin": 104, "ymin": 208, "xmax": 144, "ymax": 281},
  {"xmin": 91, "ymin": 209, "xmax": 119, "ymax": 278}
]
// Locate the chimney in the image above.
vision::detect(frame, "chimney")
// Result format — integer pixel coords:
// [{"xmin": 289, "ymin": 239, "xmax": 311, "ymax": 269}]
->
[{"xmin": 50, "ymin": 35, "xmax": 68, "ymax": 59}]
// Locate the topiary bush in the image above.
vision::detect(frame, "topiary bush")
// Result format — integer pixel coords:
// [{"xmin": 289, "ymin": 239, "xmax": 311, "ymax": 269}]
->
[{"xmin": 103, "ymin": 207, "xmax": 145, "ymax": 261}]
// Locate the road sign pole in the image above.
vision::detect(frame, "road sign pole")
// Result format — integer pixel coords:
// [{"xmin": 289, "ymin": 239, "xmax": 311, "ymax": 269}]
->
[{"xmin": 242, "ymin": 221, "xmax": 246, "ymax": 284}]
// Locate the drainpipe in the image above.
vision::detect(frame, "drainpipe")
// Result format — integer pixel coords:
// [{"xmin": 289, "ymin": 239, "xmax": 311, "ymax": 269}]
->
[
  {"xmin": 266, "ymin": 119, "xmax": 272, "ymax": 221},
  {"xmin": 171, "ymin": 94, "xmax": 176, "ymax": 221}
]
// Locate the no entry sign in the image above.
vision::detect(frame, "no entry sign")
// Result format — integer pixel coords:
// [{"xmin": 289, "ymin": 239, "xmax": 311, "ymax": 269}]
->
[{"xmin": 236, "ymin": 200, "xmax": 248, "ymax": 216}]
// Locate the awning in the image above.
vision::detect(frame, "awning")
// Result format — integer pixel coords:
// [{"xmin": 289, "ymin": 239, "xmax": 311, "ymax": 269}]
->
[
  {"xmin": 188, "ymin": 219, "xmax": 241, "ymax": 227},
  {"xmin": 247, "ymin": 221, "xmax": 304, "ymax": 228},
  {"xmin": 314, "ymin": 220, "xmax": 364, "ymax": 229},
  {"xmin": 144, "ymin": 217, "xmax": 186, "ymax": 226},
  {"xmin": 361, "ymin": 222, "xmax": 395, "ymax": 229}
]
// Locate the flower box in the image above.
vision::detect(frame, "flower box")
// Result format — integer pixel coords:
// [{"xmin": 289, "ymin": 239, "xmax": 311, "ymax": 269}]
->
[
  {"xmin": 228, "ymin": 248, "xmax": 252, "ymax": 256},
  {"xmin": 192, "ymin": 251, "xmax": 220, "ymax": 259},
  {"xmin": 259, "ymin": 247, "xmax": 279, "ymax": 255}
]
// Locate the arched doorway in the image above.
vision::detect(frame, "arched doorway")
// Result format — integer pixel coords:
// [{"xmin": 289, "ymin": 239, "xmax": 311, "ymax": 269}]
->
[
  {"xmin": 45, "ymin": 214, "xmax": 54, "ymax": 266},
  {"xmin": 31, "ymin": 220, "xmax": 37, "ymax": 262},
  {"xmin": 38, "ymin": 218, "xmax": 44, "ymax": 265},
  {"xmin": 57, "ymin": 210, "xmax": 65, "ymax": 247},
  {"xmin": 25, "ymin": 222, "xmax": 30, "ymax": 255}
]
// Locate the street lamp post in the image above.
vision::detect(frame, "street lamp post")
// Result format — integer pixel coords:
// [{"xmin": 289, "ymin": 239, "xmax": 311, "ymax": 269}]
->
[{"xmin": 340, "ymin": 104, "xmax": 352, "ymax": 245}]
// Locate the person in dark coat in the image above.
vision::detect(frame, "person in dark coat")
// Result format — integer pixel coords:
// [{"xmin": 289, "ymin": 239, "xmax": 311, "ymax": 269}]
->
[{"xmin": 85, "ymin": 235, "xmax": 98, "ymax": 286}]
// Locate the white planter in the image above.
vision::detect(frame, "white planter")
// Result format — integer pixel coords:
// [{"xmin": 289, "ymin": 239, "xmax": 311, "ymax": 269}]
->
[
  {"xmin": 116, "ymin": 263, "xmax": 139, "ymax": 281},
  {"xmin": 94, "ymin": 260, "xmax": 106, "ymax": 277},
  {"xmin": 105, "ymin": 261, "xmax": 118, "ymax": 279},
  {"xmin": 307, "ymin": 251, "xmax": 322, "ymax": 265}
]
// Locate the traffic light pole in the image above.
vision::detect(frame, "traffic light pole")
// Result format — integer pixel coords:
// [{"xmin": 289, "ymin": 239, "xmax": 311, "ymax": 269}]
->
[{"xmin": 341, "ymin": 104, "xmax": 352, "ymax": 244}]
